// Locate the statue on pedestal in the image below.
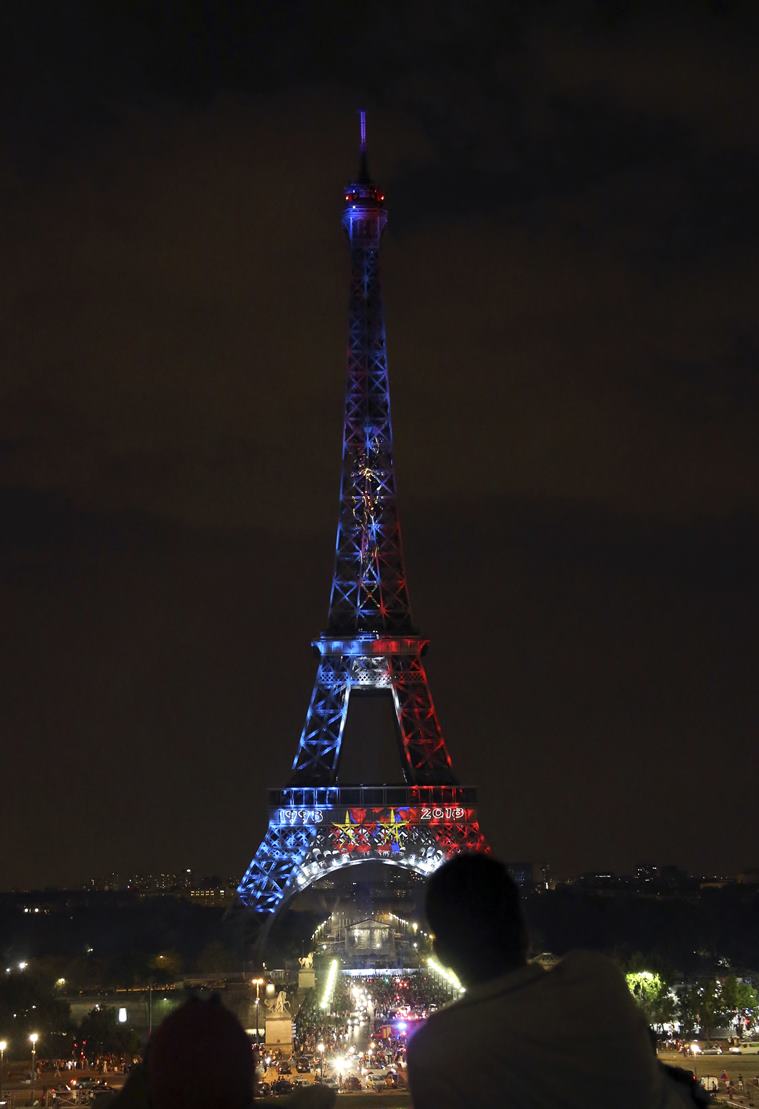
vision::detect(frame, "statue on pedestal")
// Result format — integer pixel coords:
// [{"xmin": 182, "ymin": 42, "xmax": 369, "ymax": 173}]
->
[{"xmin": 266, "ymin": 990, "xmax": 291, "ymax": 1016}]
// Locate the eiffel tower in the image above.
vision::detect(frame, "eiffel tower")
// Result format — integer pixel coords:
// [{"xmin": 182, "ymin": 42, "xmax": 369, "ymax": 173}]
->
[{"xmin": 237, "ymin": 114, "xmax": 488, "ymax": 915}]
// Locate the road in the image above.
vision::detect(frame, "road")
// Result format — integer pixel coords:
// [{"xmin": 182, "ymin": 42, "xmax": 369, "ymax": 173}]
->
[
  {"xmin": 660, "ymin": 1050, "xmax": 759, "ymax": 1101},
  {"xmin": 660, "ymin": 1050, "xmax": 759, "ymax": 1078},
  {"xmin": 0, "ymin": 1068, "xmax": 127, "ymax": 1094}
]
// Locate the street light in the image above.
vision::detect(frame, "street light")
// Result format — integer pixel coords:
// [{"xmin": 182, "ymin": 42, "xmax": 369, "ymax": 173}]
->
[
  {"xmin": 29, "ymin": 1033, "xmax": 39, "ymax": 1102},
  {"xmin": 317, "ymin": 1042, "xmax": 325, "ymax": 1081},
  {"xmin": 251, "ymin": 978, "xmax": 265, "ymax": 1050},
  {"xmin": 0, "ymin": 1039, "xmax": 7, "ymax": 1100}
]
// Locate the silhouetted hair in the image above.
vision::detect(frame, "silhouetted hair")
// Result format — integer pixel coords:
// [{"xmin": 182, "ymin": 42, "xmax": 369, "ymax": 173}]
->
[
  {"xmin": 426, "ymin": 853, "xmax": 527, "ymax": 962},
  {"xmin": 147, "ymin": 995, "xmax": 253, "ymax": 1109}
]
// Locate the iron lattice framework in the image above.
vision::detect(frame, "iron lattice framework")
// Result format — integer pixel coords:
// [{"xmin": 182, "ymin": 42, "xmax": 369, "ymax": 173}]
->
[{"xmin": 238, "ymin": 116, "xmax": 488, "ymax": 915}]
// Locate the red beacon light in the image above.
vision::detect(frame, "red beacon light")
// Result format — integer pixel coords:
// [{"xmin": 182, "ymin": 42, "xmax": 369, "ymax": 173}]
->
[{"xmin": 343, "ymin": 188, "xmax": 383, "ymax": 204}]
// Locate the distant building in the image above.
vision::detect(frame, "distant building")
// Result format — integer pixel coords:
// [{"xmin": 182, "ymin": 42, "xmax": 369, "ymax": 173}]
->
[
  {"xmin": 87, "ymin": 869, "xmax": 237, "ymax": 901},
  {"xmin": 536, "ymin": 863, "xmax": 554, "ymax": 891},
  {"xmin": 573, "ymin": 872, "xmax": 625, "ymax": 894},
  {"xmin": 87, "ymin": 872, "xmax": 124, "ymax": 891},
  {"xmin": 505, "ymin": 862, "xmax": 534, "ymax": 887},
  {"xmin": 634, "ymin": 864, "xmax": 692, "ymax": 892},
  {"xmin": 314, "ymin": 909, "xmax": 423, "ymax": 969},
  {"xmin": 187, "ymin": 877, "xmax": 237, "ymax": 906}
]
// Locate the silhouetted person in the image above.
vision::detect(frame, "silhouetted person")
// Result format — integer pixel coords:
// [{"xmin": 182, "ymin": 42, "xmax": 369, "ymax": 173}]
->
[
  {"xmin": 110, "ymin": 995, "xmax": 337, "ymax": 1109},
  {"xmin": 407, "ymin": 854, "xmax": 694, "ymax": 1108},
  {"xmin": 148, "ymin": 996, "xmax": 254, "ymax": 1109}
]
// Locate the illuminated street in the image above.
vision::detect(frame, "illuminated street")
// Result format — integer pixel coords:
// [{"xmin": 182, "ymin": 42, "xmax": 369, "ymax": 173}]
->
[{"xmin": 251, "ymin": 963, "xmax": 461, "ymax": 1099}]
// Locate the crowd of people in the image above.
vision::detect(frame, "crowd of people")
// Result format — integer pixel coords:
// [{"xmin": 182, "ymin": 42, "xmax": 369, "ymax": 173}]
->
[
  {"xmin": 361, "ymin": 972, "xmax": 452, "ymax": 1023},
  {"xmin": 36, "ymin": 1053, "xmax": 133, "ymax": 1077}
]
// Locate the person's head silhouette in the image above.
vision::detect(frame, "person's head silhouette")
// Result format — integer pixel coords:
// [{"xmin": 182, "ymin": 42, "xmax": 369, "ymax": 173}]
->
[
  {"xmin": 148, "ymin": 995, "xmax": 253, "ymax": 1109},
  {"xmin": 426, "ymin": 853, "xmax": 528, "ymax": 986}
]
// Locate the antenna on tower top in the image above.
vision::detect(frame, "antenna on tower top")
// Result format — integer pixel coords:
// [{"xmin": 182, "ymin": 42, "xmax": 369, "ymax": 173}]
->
[{"xmin": 358, "ymin": 109, "xmax": 371, "ymax": 182}]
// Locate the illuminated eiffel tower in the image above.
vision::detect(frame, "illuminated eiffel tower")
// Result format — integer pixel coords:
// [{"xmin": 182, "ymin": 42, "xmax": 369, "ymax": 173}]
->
[{"xmin": 238, "ymin": 114, "xmax": 488, "ymax": 916}]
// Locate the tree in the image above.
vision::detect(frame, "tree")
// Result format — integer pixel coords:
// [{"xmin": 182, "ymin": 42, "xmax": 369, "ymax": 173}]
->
[
  {"xmin": 0, "ymin": 969, "xmax": 71, "ymax": 1046},
  {"xmin": 625, "ymin": 971, "xmax": 676, "ymax": 1027},
  {"xmin": 150, "ymin": 951, "xmax": 182, "ymax": 981},
  {"xmin": 104, "ymin": 950, "xmax": 151, "ymax": 988},
  {"xmin": 78, "ymin": 1007, "xmax": 140, "ymax": 1056},
  {"xmin": 193, "ymin": 941, "xmax": 236, "ymax": 975},
  {"xmin": 677, "ymin": 983, "xmax": 701, "ymax": 1037},
  {"xmin": 720, "ymin": 975, "xmax": 758, "ymax": 1037},
  {"xmin": 676, "ymin": 979, "xmax": 731, "ymax": 1038}
]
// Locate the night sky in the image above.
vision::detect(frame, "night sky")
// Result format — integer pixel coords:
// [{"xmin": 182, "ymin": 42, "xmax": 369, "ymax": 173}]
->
[{"xmin": 2, "ymin": 3, "xmax": 757, "ymax": 889}]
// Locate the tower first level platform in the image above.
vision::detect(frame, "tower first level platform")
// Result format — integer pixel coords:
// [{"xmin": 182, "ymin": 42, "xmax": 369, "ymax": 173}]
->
[{"xmin": 238, "ymin": 783, "xmax": 486, "ymax": 914}]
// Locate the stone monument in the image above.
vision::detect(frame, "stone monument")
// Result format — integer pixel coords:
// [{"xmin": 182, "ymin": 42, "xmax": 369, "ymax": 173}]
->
[
  {"xmin": 298, "ymin": 952, "xmax": 315, "ymax": 990},
  {"xmin": 265, "ymin": 990, "xmax": 293, "ymax": 1054}
]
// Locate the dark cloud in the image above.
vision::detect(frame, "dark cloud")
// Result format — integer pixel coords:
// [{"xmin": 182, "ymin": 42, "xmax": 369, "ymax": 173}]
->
[{"xmin": 1, "ymin": 2, "xmax": 757, "ymax": 886}]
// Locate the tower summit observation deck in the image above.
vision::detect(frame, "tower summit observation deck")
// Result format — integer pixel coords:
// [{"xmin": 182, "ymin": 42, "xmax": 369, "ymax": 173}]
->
[{"xmin": 237, "ymin": 114, "xmax": 489, "ymax": 916}]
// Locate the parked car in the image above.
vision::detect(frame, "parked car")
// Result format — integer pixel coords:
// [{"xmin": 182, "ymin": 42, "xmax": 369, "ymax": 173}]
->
[
  {"xmin": 91, "ymin": 1092, "xmax": 115, "ymax": 1106},
  {"xmin": 366, "ymin": 1066, "xmax": 396, "ymax": 1081},
  {"xmin": 271, "ymin": 1078, "xmax": 293, "ymax": 1095}
]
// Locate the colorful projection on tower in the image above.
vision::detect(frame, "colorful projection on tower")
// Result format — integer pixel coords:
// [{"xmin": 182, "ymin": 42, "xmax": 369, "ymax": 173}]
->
[
  {"xmin": 277, "ymin": 805, "xmax": 477, "ymax": 856},
  {"xmin": 237, "ymin": 801, "xmax": 488, "ymax": 912}
]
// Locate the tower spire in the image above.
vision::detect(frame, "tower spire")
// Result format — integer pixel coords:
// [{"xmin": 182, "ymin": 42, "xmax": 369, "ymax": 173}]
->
[
  {"xmin": 333, "ymin": 113, "xmax": 401, "ymax": 635},
  {"xmin": 358, "ymin": 109, "xmax": 370, "ymax": 182}
]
